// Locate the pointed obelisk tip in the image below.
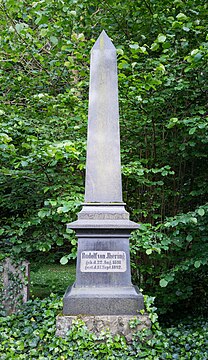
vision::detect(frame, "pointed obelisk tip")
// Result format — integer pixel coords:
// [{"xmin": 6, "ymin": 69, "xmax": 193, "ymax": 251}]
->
[{"xmin": 92, "ymin": 30, "xmax": 115, "ymax": 50}]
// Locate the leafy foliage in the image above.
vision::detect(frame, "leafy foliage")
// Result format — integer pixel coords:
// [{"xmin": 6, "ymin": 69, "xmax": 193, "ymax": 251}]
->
[
  {"xmin": 0, "ymin": 0, "xmax": 207, "ymax": 314},
  {"xmin": 0, "ymin": 295, "xmax": 208, "ymax": 359},
  {"xmin": 130, "ymin": 203, "xmax": 208, "ymax": 314}
]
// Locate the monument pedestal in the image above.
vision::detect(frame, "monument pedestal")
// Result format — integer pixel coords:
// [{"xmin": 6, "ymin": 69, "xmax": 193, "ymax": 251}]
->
[
  {"xmin": 63, "ymin": 204, "xmax": 144, "ymax": 316},
  {"xmin": 57, "ymin": 205, "xmax": 149, "ymax": 341}
]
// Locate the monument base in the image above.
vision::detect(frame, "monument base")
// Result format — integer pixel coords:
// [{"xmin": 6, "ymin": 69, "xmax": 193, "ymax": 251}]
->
[
  {"xmin": 56, "ymin": 313, "xmax": 151, "ymax": 342},
  {"xmin": 63, "ymin": 284, "xmax": 144, "ymax": 315}
]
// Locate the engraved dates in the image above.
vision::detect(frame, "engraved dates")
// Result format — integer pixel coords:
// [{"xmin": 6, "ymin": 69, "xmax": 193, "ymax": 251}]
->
[{"xmin": 80, "ymin": 251, "xmax": 126, "ymax": 272}]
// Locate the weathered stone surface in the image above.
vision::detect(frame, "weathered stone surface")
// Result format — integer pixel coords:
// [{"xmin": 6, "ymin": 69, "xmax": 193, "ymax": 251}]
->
[
  {"xmin": 68, "ymin": 204, "xmax": 139, "ymax": 229},
  {"xmin": 56, "ymin": 314, "xmax": 151, "ymax": 342},
  {"xmin": 1, "ymin": 258, "xmax": 30, "ymax": 315},
  {"xmin": 85, "ymin": 30, "xmax": 122, "ymax": 203},
  {"xmin": 71, "ymin": 232, "xmax": 134, "ymax": 287},
  {"xmin": 63, "ymin": 225, "xmax": 144, "ymax": 316}
]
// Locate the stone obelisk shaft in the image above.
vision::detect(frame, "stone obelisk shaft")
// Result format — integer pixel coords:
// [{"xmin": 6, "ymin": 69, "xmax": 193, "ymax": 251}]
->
[{"xmin": 85, "ymin": 30, "xmax": 122, "ymax": 203}]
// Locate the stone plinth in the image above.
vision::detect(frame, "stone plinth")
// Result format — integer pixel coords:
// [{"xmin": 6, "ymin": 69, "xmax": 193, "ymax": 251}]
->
[
  {"xmin": 56, "ymin": 314, "xmax": 151, "ymax": 342},
  {"xmin": 63, "ymin": 285, "xmax": 143, "ymax": 316}
]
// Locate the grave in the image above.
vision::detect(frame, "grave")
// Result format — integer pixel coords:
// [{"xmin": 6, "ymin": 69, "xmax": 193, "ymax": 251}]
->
[
  {"xmin": 1, "ymin": 258, "xmax": 30, "ymax": 315},
  {"xmin": 56, "ymin": 31, "xmax": 150, "ymax": 339}
]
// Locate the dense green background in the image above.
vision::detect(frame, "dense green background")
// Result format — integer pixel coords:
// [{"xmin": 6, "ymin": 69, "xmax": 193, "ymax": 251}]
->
[{"xmin": 0, "ymin": 0, "xmax": 207, "ymax": 315}]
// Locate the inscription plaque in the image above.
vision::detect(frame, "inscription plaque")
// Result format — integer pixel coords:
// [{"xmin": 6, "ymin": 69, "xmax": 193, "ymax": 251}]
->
[{"xmin": 80, "ymin": 251, "xmax": 126, "ymax": 272}]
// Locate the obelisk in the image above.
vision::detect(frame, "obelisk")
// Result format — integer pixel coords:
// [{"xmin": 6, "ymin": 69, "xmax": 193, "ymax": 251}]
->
[
  {"xmin": 62, "ymin": 31, "xmax": 144, "ymax": 317},
  {"xmin": 85, "ymin": 30, "xmax": 122, "ymax": 203}
]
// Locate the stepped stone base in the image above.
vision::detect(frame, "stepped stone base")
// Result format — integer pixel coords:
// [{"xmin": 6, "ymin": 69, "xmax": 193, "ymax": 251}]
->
[
  {"xmin": 56, "ymin": 314, "xmax": 151, "ymax": 342},
  {"xmin": 63, "ymin": 285, "xmax": 144, "ymax": 315}
]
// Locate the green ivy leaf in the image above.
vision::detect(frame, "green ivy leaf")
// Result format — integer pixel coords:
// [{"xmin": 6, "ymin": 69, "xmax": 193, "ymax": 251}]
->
[
  {"xmin": 56, "ymin": 238, "xmax": 64, "ymax": 246},
  {"xmin": 194, "ymin": 260, "xmax": 201, "ymax": 268},
  {"xmin": 129, "ymin": 43, "xmax": 139, "ymax": 50},
  {"xmin": 160, "ymin": 279, "xmax": 168, "ymax": 287},
  {"xmin": 151, "ymin": 42, "xmax": 159, "ymax": 51},
  {"xmin": 186, "ymin": 234, "xmax": 193, "ymax": 242},
  {"xmin": 176, "ymin": 13, "xmax": 188, "ymax": 21},
  {"xmin": 157, "ymin": 34, "xmax": 166, "ymax": 43},
  {"xmin": 189, "ymin": 127, "xmax": 196, "ymax": 135},
  {"xmin": 198, "ymin": 208, "xmax": 205, "ymax": 216},
  {"xmin": 190, "ymin": 217, "xmax": 197, "ymax": 224},
  {"xmin": 146, "ymin": 249, "xmax": 152, "ymax": 255},
  {"xmin": 50, "ymin": 36, "xmax": 58, "ymax": 45},
  {"xmin": 60, "ymin": 256, "xmax": 69, "ymax": 265}
]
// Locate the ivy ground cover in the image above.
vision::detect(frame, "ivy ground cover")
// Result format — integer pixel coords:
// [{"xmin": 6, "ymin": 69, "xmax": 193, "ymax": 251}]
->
[{"xmin": 0, "ymin": 295, "xmax": 207, "ymax": 360}]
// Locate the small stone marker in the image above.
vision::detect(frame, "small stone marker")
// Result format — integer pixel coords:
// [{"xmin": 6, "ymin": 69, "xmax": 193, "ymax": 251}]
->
[
  {"xmin": 1, "ymin": 258, "xmax": 30, "ymax": 315},
  {"xmin": 56, "ymin": 31, "xmax": 149, "ymax": 339}
]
